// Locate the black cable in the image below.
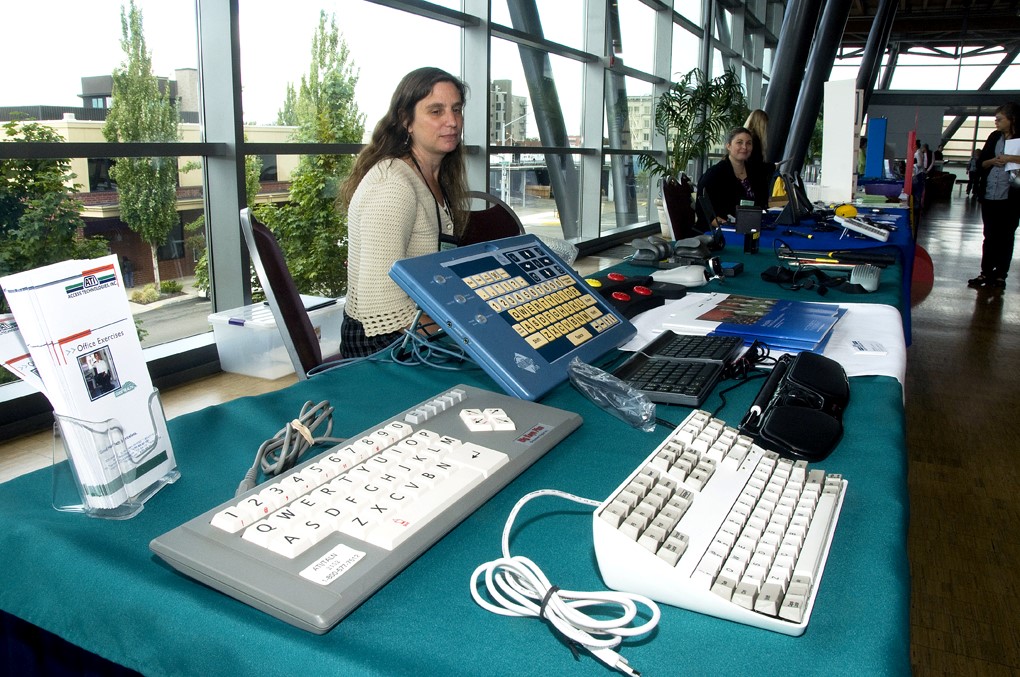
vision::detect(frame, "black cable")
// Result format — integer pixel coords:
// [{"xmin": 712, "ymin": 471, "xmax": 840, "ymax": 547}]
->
[
  {"xmin": 709, "ymin": 369, "xmax": 769, "ymax": 418},
  {"xmin": 654, "ymin": 415, "xmax": 679, "ymax": 429}
]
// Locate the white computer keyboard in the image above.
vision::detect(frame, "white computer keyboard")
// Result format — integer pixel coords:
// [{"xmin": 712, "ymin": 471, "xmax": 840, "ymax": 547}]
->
[
  {"xmin": 593, "ymin": 409, "xmax": 846, "ymax": 636},
  {"xmin": 150, "ymin": 384, "xmax": 581, "ymax": 633},
  {"xmin": 834, "ymin": 214, "xmax": 890, "ymax": 242}
]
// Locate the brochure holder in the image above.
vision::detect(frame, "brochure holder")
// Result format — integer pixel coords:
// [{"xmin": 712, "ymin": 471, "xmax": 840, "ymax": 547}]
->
[{"xmin": 51, "ymin": 388, "xmax": 179, "ymax": 520}]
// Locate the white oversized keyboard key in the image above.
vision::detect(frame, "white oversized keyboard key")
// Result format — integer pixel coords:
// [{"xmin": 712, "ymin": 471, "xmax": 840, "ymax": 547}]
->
[
  {"xmin": 265, "ymin": 521, "xmax": 329, "ymax": 558},
  {"xmin": 383, "ymin": 421, "xmax": 413, "ymax": 440},
  {"xmin": 210, "ymin": 507, "xmax": 251, "ymax": 533},
  {"xmin": 459, "ymin": 408, "xmax": 491, "ymax": 431},
  {"xmin": 483, "ymin": 408, "xmax": 516, "ymax": 431},
  {"xmin": 369, "ymin": 468, "xmax": 482, "ymax": 549},
  {"xmin": 302, "ymin": 462, "xmax": 336, "ymax": 484},
  {"xmin": 257, "ymin": 485, "xmax": 291, "ymax": 511},
  {"xmin": 444, "ymin": 442, "xmax": 509, "ymax": 477},
  {"xmin": 241, "ymin": 520, "xmax": 277, "ymax": 548}
]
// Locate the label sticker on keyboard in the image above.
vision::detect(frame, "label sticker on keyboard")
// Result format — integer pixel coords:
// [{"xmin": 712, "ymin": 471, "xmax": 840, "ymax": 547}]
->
[
  {"xmin": 515, "ymin": 423, "xmax": 554, "ymax": 446},
  {"xmin": 299, "ymin": 544, "xmax": 366, "ymax": 586}
]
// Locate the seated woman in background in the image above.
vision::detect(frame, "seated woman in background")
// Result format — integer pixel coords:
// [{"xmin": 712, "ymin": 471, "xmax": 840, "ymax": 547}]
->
[
  {"xmin": 337, "ymin": 67, "xmax": 469, "ymax": 358},
  {"xmin": 696, "ymin": 127, "xmax": 769, "ymax": 230}
]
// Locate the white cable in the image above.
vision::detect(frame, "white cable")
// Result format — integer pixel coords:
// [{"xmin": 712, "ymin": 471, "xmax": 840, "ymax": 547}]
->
[{"xmin": 469, "ymin": 489, "xmax": 660, "ymax": 677}]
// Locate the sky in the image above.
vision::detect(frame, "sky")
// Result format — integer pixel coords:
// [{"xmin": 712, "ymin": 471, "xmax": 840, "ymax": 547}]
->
[
  {"xmin": 0, "ymin": 0, "xmax": 613, "ymax": 141},
  {"xmin": 4, "ymin": 1, "xmax": 1014, "ymax": 136},
  {"xmin": 2, "ymin": 1, "xmax": 465, "ymax": 130}
]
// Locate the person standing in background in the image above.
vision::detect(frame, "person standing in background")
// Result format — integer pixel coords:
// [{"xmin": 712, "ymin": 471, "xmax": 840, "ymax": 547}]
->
[
  {"xmin": 120, "ymin": 255, "xmax": 135, "ymax": 288},
  {"xmin": 743, "ymin": 109, "xmax": 776, "ymax": 200},
  {"xmin": 967, "ymin": 149, "xmax": 981, "ymax": 197},
  {"xmin": 968, "ymin": 102, "xmax": 1020, "ymax": 290}
]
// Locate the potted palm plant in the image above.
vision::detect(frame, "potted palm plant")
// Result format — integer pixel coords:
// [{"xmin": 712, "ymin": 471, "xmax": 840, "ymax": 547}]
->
[{"xmin": 641, "ymin": 68, "xmax": 747, "ymax": 238}]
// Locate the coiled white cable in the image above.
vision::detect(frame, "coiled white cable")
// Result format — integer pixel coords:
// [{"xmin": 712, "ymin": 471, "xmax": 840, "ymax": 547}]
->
[{"xmin": 469, "ymin": 490, "xmax": 660, "ymax": 676}]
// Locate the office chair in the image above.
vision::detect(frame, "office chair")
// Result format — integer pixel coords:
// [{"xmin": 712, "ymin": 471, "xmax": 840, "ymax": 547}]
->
[
  {"xmin": 456, "ymin": 190, "xmax": 526, "ymax": 246},
  {"xmin": 239, "ymin": 208, "xmax": 343, "ymax": 380}
]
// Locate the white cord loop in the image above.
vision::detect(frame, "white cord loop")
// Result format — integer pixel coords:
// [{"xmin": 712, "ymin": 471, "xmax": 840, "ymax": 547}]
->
[{"xmin": 469, "ymin": 490, "xmax": 660, "ymax": 676}]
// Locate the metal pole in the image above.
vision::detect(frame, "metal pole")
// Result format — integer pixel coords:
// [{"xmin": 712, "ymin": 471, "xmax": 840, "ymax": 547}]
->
[
  {"xmin": 762, "ymin": 0, "xmax": 823, "ymax": 165},
  {"xmin": 783, "ymin": 0, "xmax": 854, "ymax": 175},
  {"xmin": 856, "ymin": 0, "xmax": 898, "ymax": 118}
]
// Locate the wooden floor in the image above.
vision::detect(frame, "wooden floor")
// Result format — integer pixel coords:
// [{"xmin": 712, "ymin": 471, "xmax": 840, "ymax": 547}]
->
[
  {"xmin": 905, "ymin": 196, "xmax": 1020, "ymax": 676},
  {"xmin": 1, "ymin": 202, "xmax": 1018, "ymax": 673}
]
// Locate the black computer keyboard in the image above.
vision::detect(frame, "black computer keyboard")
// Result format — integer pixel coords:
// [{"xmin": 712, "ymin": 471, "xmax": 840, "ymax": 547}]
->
[{"xmin": 611, "ymin": 332, "xmax": 745, "ymax": 407}]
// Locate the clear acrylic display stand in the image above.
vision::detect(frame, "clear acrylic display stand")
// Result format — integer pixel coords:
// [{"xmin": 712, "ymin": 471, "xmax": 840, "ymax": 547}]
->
[{"xmin": 51, "ymin": 388, "xmax": 180, "ymax": 520}]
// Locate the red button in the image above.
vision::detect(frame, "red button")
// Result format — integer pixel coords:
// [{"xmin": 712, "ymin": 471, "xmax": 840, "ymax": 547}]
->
[
  {"xmin": 607, "ymin": 272, "xmax": 626, "ymax": 281},
  {"xmin": 611, "ymin": 291, "xmax": 631, "ymax": 301},
  {"xmin": 633, "ymin": 285, "xmax": 652, "ymax": 296}
]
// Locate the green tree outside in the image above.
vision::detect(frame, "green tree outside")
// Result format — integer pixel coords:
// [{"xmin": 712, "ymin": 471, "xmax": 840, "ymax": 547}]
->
[
  {"xmin": 184, "ymin": 151, "xmax": 263, "ymax": 296},
  {"xmin": 0, "ymin": 120, "xmax": 109, "ymax": 314},
  {"xmin": 103, "ymin": 0, "xmax": 181, "ymax": 291},
  {"xmin": 256, "ymin": 11, "xmax": 365, "ymax": 298}
]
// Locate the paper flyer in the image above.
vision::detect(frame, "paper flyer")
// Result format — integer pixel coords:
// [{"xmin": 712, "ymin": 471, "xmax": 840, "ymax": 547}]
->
[
  {"xmin": 0, "ymin": 256, "xmax": 177, "ymax": 511},
  {"xmin": 0, "ymin": 314, "xmax": 46, "ymax": 392},
  {"xmin": 1005, "ymin": 138, "xmax": 1019, "ymax": 173}
]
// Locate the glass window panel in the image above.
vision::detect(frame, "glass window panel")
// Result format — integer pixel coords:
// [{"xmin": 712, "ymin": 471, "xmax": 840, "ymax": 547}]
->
[
  {"xmin": 888, "ymin": 65, "xmax": 982, "ymax": 90},
  {"xmin": 240, "ymin": 3, "xmax": 460, "ymax": 132},
  {"xmin": 712, "ymin": 49, "xmax": 726, "ymax": 78},
  {"xmin": 763, "ymin": 46, "xmax": 774, "ymax": 78},
  {"xmin": 992, "ymin": 64, "xmax": 1020, "ymax": 89},
  {"xmin": 831, "ymin": 63, "xmax": 862, "ymax": 81},
  {"xmin": 678, "ymin": 1, "xmax": 702, "ymax": 24},
  {"xmin": 488, "ymin": 152, "xmax": 582, "ymax": 241},
  {"xmin": 602, "ymin": 153, "xmax": 655, "ymax": 234},
  {"xmin": 491, "ymin": 38, "xmax": 585, "ymax": 144},
  {"xmin": 716, "ymin": 9, "xmax": 733, "ymax": 41},
  {"xmin": 615, "ymin": 0, "xmax": 656, "ymax": 74},
  {"xmin": 671, "ymin": 24, "xmax": 700, "ymax": 80},
  {"xmin": 491, "ymin": 0, "xmax": 586, "ymax": 51},
  {"xmin": 2, "ymin": 2, "xmax": 198, "ymax": 135},
  {"xmin": 605, "ymin": 77, "xmax": 653, "ymax": 151}
]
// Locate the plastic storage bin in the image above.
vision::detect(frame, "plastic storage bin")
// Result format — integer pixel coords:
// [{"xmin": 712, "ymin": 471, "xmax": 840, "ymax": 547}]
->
[{"xmin": 208, "ymin": 297, "xmax": 344, "ymax": 379}]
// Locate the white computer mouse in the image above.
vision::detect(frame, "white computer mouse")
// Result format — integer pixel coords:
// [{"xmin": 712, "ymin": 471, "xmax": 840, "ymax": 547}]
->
[{"xmin": 652, "ymin": 265, "xmax": 709, "ymax": 287}]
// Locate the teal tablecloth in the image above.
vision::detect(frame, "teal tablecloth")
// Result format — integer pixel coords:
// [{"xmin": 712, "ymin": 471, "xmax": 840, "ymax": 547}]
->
[{"xmin": 0, "ymin": 357, "xmax": 910, "ymax": 676}]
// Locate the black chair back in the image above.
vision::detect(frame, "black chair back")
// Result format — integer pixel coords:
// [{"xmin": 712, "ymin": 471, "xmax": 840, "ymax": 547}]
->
[
  {"xmin": 458, "ymin": 191, "xmax": 526, "ymax": 246},
  {"xmin": 240, "ymin": 208, "xmax": 324, "ymax": 379}
]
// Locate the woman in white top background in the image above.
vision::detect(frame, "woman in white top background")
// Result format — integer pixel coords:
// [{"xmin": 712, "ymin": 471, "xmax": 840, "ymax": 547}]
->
[{"xmin": 337, "ymin": 67, "xmax": 469, "ymax": 357}]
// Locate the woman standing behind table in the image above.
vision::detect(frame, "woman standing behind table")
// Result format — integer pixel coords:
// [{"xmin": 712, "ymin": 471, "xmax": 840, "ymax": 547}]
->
[
  {"xmin": 743, "ymin": 109, "xmax": 769, "ymax": 170},
  {"xmin": 743, "ymin": 109, "xmax": 776, "ymax": 203},
  {"xmin": 968, "ymin": 102, "xmax": 1020, "ymax": 290},
  {"xmin": 338, "ymin": 67, "xmax": 469, "ymax": 357},
  {"xmin": 696, "ymin": 127, "xmax": 769, "ymax": 230}
]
